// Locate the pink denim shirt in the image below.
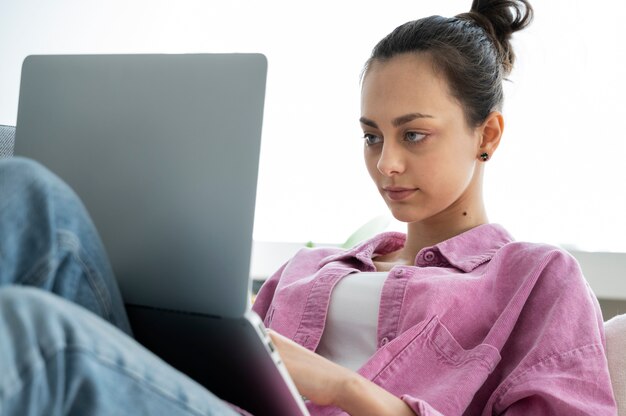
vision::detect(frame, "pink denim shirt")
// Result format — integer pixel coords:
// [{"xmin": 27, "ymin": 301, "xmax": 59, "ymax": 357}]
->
[{"xmin": 252, "ymin": 224, "xmax": 617, "ymax": 415}]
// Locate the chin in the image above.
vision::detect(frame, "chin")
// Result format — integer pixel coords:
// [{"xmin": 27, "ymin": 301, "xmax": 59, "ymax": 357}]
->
[{"xmin": 388, "ymin": 207, "xmax": 426, "ymax": 224}]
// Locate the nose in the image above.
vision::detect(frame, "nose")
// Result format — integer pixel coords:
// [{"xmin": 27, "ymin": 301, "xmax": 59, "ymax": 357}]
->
[{"xmin": 377, "ymin": 141, "xmax": 405, "ymax": 176}]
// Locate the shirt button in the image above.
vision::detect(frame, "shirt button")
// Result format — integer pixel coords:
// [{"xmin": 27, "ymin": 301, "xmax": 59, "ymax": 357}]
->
[
  {"xmin": 424, "ymin": 250, "xmax": 436, "ymax": 262},
  {"xmin": 396, "ymin": 269, "xmax": 404, "ymax": 277},
  {"xmin": 380, "ymin": 337, "xmax": 389, "ymax": 347}
]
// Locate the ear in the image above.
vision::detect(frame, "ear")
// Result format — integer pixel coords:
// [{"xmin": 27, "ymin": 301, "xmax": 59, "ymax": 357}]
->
[{"xmin": 477, "ymin": 111, "xmax": 504, "ymax": 157}]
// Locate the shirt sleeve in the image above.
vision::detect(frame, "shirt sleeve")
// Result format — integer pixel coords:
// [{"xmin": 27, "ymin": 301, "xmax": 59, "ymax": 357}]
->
[
  {"xmin": 489, "ymin": 249, "xmax": 618, "ymax": 414},
  {"xmin": 493, "ymin": 343, "xmax": 616, "ymax": 414},
  {"xmin": 251, "ymin": 260, "xmax": 288, "ymax": 322}
]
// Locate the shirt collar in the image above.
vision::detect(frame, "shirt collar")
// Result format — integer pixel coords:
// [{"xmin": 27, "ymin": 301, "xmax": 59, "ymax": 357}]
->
[
  {"xmin": 319, "ymin": 231, "xmax": 406, "ymax": 271},
  {"xmin": 433, "ymin": 223, "xmax": 514, "ymax": 272},
  {"xmin": 319, "ymin": 223, "xmax": 514, "ymax": 273}
]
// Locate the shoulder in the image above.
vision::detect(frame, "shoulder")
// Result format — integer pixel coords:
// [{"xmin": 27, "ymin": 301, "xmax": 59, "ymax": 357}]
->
[
  {"xmin": 289, "ymin": 245, "xmax": 346, "ymax": 266},
  {"xmin": 496, "ymin": 239, "xmax": 573, "ymax": 260},
  {"xmin": 497, "ymin": 242, "xmax": 600, "ymax": 327},
  {"xmin": 277, "ymin": 246, "xmax": 346, "ymax": 279},
  {"xmin": 494, "ymin": 241, "xmax": 582, "ymax": 276},
  {"xmin": 490, "ymin": 241, "xmax": 592, "ymax": 301}
]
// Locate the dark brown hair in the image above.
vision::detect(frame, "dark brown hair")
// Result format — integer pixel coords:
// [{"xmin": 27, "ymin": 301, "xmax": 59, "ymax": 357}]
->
[{"xmin": 363, "ymin": 0, "xmax": 533, "ymax": 127}]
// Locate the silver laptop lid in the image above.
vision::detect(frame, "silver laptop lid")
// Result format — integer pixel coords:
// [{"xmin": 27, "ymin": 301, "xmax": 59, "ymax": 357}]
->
[{"xmin": 15, "ymin": 54, "xmax": 267, "ymax": 319}]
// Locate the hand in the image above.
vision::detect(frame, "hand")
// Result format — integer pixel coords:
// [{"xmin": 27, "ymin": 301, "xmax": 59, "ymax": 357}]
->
[
  {"xmin": 267, "ymin": 330, "xmax": 416, "ymax": 416},
  {"xmin": 267, "ymin": 329, "xmax": 351, "ymax": 406}
]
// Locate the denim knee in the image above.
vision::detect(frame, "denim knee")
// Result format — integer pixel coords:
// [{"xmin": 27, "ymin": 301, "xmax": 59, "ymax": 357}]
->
[
  {"xmin": 0, "ymin": 158, "xmax": 67, "ymax": 282},
  {"xmin": 0, "ymin": 156, "xmax": 78, "ymax": 229},
  {"xmin": 0, "ymin": 156, "xmax": 54, "ymax": 186},
  {"xmin": 0, "ymin": 157, "xmax": 131, "ymax": 334}
]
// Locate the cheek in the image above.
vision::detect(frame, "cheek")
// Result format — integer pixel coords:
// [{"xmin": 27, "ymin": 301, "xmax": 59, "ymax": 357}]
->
[
  {"xmin": 429, "ymin": 156, "xmax": 475, "ymax": 195},
  {"xmin": 364, "ymin": 151, "xmax": 379, "ymax": 180}
]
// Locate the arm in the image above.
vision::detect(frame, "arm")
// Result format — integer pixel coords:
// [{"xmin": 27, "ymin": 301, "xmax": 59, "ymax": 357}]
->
[
  {"xmin": 489, "ymin": 250, "xmax": 617, "ymax": 414},
  {"xmin": 492, "ymin": 343, "xmax": 616, "ymax": 415},
  {"xmin": 268, "ymin": 330, "xmax": 415, "ymax": 416}
]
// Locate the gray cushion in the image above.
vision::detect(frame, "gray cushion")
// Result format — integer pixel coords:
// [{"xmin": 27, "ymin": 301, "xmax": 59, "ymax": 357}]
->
[{"xmin": 0, "ymin": 125, "xmax": 15, "ymax": 158}]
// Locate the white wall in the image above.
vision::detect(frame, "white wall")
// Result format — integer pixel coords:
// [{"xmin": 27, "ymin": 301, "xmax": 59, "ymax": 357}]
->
[{"xmin": 1, "ymin": 0, "xmax": 625, "ymax": 253}]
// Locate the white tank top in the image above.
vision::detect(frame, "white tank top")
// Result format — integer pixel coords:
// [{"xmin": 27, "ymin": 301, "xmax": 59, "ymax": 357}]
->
[{"xmin": 316, "ymin": 272, "xmax": 388, "ymax": 372}]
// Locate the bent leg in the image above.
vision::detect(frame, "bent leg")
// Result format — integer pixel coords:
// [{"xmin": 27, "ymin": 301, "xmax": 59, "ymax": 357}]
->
[
  {"xmin": 0, "ymin": 286, "xmax": 240, "ymax": 416},
  {"xmin": 0, "ymin": 157, "xmax": 130, "ymax": 334}
]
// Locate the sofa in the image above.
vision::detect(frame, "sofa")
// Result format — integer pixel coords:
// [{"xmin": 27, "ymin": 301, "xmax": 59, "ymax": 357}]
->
[
  {"xmin": 1, "ymin": 123, "xmax": 625, "ymax": 413},
  {"xmin": 0, "ymin": 124, "xmax": 14, "ymax": 158}
]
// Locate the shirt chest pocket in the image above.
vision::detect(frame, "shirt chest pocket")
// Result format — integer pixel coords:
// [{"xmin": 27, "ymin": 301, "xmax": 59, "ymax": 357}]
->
[{"xmin": 364, "ymin": 315, "xmax": 501, "ymax": 415}]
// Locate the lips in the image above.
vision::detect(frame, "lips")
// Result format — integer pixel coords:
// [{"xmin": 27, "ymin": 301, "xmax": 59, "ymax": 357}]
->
[{"xmin": 383, "ymin": 187, "xmax": 418, "ymax": 201}]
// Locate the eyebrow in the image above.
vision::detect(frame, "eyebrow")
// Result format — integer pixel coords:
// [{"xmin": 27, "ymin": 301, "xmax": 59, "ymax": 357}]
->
[{"xmin": 359, "ymin": 112, "xmax": 434, "ymax": 129}]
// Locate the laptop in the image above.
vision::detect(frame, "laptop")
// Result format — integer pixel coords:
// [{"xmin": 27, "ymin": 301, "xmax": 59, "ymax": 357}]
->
[{"xmin": 14, "ymin": 54, "xmax": 310, "ymax": 416}]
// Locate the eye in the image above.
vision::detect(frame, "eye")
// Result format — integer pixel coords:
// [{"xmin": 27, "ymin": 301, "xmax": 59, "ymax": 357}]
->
[
  {"xmin": 363, "ymin": 133, "xmax": 382, "ymax": 146},
  {"xmin": 405, "ymin": 131, "xmax": 427, "ymax": 143}
]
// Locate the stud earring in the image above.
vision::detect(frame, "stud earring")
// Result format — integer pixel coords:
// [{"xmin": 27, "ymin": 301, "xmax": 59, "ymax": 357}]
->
[{"xmin": 480, "ymin": 152, "xmax": 489, "ymax": 161}]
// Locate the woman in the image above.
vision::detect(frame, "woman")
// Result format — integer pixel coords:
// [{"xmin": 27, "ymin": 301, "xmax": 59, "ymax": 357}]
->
[
  {"xmin": 254, "ymin": 1, "xmax": 617, "ymax": 414},
  {"xmin": 0, "ymin": 0, "xmax": 617, "ymax": 415}
]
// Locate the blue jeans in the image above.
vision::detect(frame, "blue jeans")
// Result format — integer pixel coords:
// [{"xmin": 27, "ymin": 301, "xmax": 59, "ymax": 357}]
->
[{"xmin": 0, "ymin": 157, "xmax": 240, "ymax": 415}]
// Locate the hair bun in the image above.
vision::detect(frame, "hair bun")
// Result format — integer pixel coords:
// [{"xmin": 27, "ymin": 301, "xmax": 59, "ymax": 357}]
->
[{"xmin": 457, "ymin": 0, "xmax": 533, "ymax": 75}]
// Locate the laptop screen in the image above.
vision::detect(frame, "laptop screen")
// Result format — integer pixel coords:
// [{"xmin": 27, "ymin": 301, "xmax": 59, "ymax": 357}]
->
[{"xmin": 15, "ymin": 53, "xmax": 267, "ymax": 319}]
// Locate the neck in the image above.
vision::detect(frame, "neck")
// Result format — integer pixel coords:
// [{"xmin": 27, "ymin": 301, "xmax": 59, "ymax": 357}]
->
[
  {"xmin": 403, "ymin": 209, "xmax": 487, "ymax": 260},
  {"xmin": 398, "ymin": 174, "xmax": 488, "ymax": 265}
]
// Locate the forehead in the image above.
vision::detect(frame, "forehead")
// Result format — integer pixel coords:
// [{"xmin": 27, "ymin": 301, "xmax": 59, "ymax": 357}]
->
[{"xmin": 361, "ymin": 53, "xmax": 459, "ymax": 119}]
